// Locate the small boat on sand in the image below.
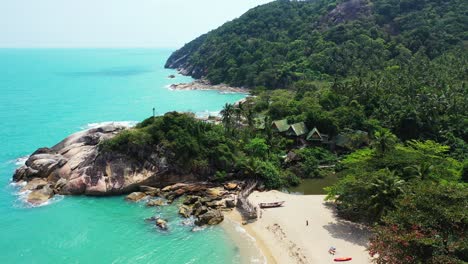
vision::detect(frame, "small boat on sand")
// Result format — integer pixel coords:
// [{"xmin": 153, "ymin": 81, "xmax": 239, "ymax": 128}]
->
[
  {"xmin": 334, "ymin": 257, "xmax": 352, "ymax": 262},
  {"xmin": 259, "ymin": 201, "xmax": 285, "ymax": 208}
]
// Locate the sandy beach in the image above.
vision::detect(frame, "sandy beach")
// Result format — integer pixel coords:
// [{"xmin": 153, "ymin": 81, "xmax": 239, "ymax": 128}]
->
[{"xmin": 227, "ymin": 191, "xmax": 372, "ymax": 264}]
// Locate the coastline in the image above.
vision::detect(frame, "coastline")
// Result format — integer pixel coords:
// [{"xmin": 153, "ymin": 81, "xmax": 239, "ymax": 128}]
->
[
  {"xmin": 225, "ymin": 191, "xmax": 372, "ymax": 264},
  {"xmin": 168, "ymin": 79, "xmax": 250, "ymax": 94}
]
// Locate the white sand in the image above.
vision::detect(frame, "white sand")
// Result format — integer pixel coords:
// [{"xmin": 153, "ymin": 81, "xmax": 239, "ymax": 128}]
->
[{"xmin": 231, "ymin": 191, "xmax": 372, "ymax": 264}]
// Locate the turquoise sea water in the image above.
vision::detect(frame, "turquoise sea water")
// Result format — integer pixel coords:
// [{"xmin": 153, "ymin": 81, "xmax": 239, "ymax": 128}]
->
[{"xmin": 0, "ymin": 49, "xmax": 247, "ymax": 263}]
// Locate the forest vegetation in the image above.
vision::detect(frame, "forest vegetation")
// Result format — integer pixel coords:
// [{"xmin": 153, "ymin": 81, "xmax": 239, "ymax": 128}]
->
[{"xmin": 112, "ymin": 0, "xmax": 467, "ymax": 262}]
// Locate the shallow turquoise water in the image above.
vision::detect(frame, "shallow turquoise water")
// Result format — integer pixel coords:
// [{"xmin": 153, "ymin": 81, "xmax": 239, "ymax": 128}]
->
[{"xmin": 0, "ymin": 49, "xmax": 246, "ymax": 263}]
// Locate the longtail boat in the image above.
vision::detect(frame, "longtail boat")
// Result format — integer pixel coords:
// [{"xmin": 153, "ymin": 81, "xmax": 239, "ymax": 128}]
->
[
  {"xmin": 334, "ymin": 257, "xmax": 352, "ymax": 262},
  {"xmin": 259, "ymin": 201, "xmax": 285, "ymax": 208}
]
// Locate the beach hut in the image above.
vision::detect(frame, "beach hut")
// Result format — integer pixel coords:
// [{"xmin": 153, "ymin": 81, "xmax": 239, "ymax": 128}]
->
[{"xmin": 271, "ymin": 119, "xmax": 290, "ymax": 133}]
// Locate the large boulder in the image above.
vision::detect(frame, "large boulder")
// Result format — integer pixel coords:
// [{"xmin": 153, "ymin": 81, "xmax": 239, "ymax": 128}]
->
[
  {"xmin": 194, "ymin": 205, "xmax": 208, "ymax": 216},
  {"xmin": 125, "ymin": 192, "xmax": 147, "ymax": 202},
  {"xmin": 12, "ymin": 124, "xmax": 198, "ymax": 197},
  {"xmin": 195, "ymin": 209, "xmax": 224, "ymax": 226}
]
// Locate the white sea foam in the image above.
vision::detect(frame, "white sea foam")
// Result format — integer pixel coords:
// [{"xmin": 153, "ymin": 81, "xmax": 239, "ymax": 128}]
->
[
  {"xmin": 14, "ymin": 155, "xmax": 29, "ymax": 166},
  {"xmin": 11, "ymin": 185, "xmax": 65, "ymax": 208},
  {"xmin": 6, "ymin": 155, "xmax": 29, "ymax": 166},
  {"xmin": 81, "ymin": 120, "xmax": 137, "ymax": 130}
]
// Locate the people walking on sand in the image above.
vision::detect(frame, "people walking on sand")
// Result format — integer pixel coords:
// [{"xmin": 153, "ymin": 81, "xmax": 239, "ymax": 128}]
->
[
  {"xmin": 306, "ymin": 220, "xmax": 308, "ymax": 226},
  {"xmin": 328, "ymin": 246, "xmax": 336, "ymax": 255}
]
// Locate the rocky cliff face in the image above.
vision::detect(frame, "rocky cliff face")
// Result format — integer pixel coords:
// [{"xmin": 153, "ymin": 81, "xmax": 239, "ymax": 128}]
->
[
  {"xmin": 13, "ymin": 124, "xmax": 196, "ymax": 204},
  {"xmin": 164, "ymin": 34, "xmax": 207, "ymax": 79}
]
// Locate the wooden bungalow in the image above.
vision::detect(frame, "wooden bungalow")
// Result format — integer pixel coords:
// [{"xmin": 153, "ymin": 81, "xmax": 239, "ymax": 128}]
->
[
  {"xmin": 271, "ymin": 119, "xmax": 290, "ymax": 133},
  {"xmin": 286, "ymin": 122, "xmax": 309, "ymax": 145},
  {"xmin": 286, "ymin": 122, "xmax": 308, "ymax": 137},
  {"xmin": 306, "ymin": 127, "xmax": 330, "ymax": 146}
]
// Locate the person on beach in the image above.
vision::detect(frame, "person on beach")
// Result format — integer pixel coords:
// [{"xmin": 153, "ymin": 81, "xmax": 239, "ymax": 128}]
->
[
  {"xmin": 328, "ymin": 246, "xmax": 336, "ymax": 255},
  {"xmin": 306, "ymin": 220, "xmax": 308, "ymax": 226}
]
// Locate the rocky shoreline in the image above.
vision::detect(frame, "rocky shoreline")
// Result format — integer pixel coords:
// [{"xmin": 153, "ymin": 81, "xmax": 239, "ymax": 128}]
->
[
  {"xmin": 11, "ymin": 124, "xmax": 253, "ymax": 228},
  {"xmin": 168, "ymin": 79, "xmax": 249, "ymax": 94},
  {"xmin": 125, "ymin": 182, "xmax": 242, "ymax": 229}
]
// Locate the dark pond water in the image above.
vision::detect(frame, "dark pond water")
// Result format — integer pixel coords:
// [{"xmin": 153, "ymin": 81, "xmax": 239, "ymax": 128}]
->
[{"xmin": 286, "ymin": 174, "xmax": 339, "ymax": 195}]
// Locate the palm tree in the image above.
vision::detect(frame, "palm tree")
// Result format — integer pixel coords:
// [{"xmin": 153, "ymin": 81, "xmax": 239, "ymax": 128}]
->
[
  {"xmin": 220, "ymin": 103, "xmax": 234, "ymax": 132},
  {"xmin": 404, "ymin": 162, "xmax": 434, "ymax": 181},
  {"xmin": 369, "ymin": 169, "xmax": 405, "ymax": 221},
  {"xmin": 234, "ymin": 102, "xmax": 243, "ymax": 128},
  {"xmin": 372, "ymin": 130, "xmax": 398, "ymax": 155}
]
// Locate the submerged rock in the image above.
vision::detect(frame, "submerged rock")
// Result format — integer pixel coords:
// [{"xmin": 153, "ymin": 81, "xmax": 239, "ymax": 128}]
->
[
  {"xmin": 155, "ymin": 218, "xmax": 168, "ymax": 230},
  {"xmin": 27, "ymin": 184, "xmax": 54, "ymax": 205},
  {"xmin": 146, "ymin": 199, "xmax": 164, "ymax": 207}
]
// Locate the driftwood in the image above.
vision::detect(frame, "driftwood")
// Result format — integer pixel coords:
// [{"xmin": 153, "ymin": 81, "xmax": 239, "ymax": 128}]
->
[{"xmin": 237, "ymin": 180, "xmax": 258, "ymax": 220}]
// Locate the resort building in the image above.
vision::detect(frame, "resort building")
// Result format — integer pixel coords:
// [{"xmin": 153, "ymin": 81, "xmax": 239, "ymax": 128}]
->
[{"xmin": 271, "ymin": 119, "xmax": 290, "ymax": 133}]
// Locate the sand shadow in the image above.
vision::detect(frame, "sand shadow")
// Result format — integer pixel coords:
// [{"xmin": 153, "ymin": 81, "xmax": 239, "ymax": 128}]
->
[{"xmin": 322, "ymin": 220, "xmax": 370, "ymax": 247}]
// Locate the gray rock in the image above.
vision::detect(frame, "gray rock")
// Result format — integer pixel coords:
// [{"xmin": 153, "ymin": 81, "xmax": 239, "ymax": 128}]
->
[
  {"xmin": 194, "ymin": 206, "xmax": 208, "ymax": 216},
  {"xmin": 225, "ymin": 198, "xmax": 236, "ymax": 208},
  {"xmin": 178, "ymin": 205, "xmax": 192, "ymax": 218},
  {"xmin": 195, "ymin": 209, "xmax": 224, "ymax": 226},
  {"xmin": 146, "ymin": 199, "xmax": 164, "ymax": 207},
  {"xmin": 183, "ymin": 195, "xmax": 200, "ymax": 205}
]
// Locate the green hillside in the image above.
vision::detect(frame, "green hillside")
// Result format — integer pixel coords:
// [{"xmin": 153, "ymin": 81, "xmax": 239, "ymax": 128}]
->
[{"xmin": 166, "ymin": 0, "xmax": 467, "ymax": 88}]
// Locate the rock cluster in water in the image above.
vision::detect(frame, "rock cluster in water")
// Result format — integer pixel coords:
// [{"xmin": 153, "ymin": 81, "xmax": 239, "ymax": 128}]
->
[{"xmin": 129, "ymin": 182, "xmax": 240, "ymax": 227}]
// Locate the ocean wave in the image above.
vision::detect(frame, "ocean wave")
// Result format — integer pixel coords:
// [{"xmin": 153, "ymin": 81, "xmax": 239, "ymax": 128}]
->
[
  {"xmin": 81, "ymin": 121, "xmax": 138, "ymax": 130},
  {"xmin": 9, "ymin": 180, "xmax": 64, "ymax": 208},
  {"xmin": 6, "ymin": 155, "xmax": 29, "ymax": 166},
  {"xmin": 11, "ymin": 187, "xmax": 64, "ymax": 208}
]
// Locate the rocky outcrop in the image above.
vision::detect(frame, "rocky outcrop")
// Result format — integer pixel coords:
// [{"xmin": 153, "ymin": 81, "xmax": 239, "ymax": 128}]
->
[
  {"xmin": 168, "ymin": 80, "xmax": 248, "ymax": 94},
  {"xmin": 13, "ymin": 125, "xmax": 253, "ymax": 227},
  {"xmin": 12, "ymin": 124, "xmax": 197, "ymax": 204}
]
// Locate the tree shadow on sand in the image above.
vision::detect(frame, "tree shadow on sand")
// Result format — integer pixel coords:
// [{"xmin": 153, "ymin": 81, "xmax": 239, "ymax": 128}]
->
[{"xmin": 322, "ymin": 220, "xmax": 371, "ymax": 247}]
